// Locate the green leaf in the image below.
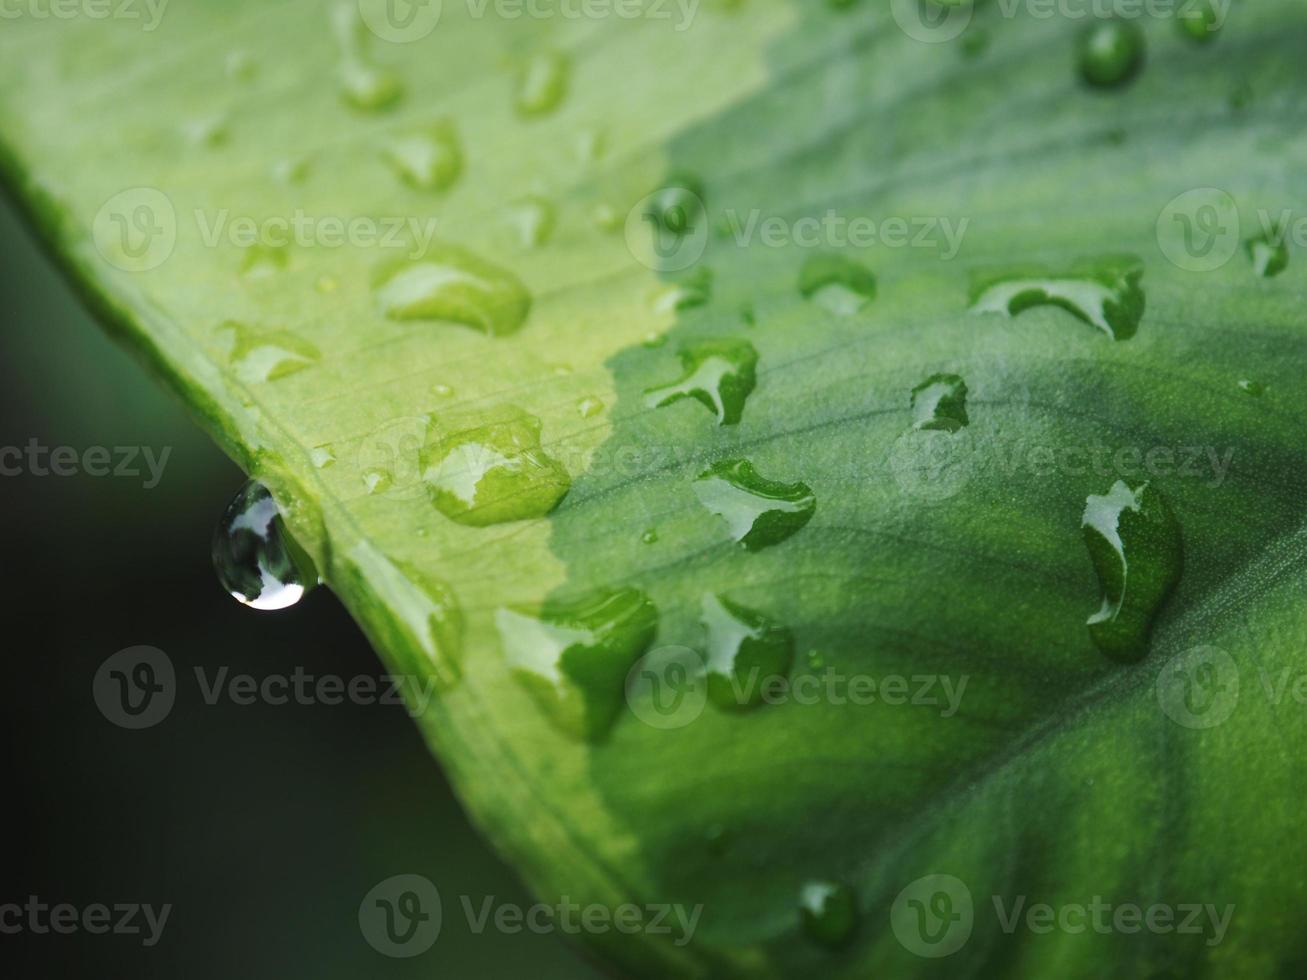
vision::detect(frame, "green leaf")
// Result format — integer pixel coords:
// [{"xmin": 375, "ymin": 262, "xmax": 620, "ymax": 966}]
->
[{"xmin": 4, "ymin": 1, "xmax": 1307, "ymax": 976}]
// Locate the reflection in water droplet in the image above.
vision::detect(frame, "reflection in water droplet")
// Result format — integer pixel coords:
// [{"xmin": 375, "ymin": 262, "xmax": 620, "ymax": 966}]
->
[
  {"xmin": 383, "ymin": 121, "xmax": 462, "ymax": 192},
  {"xmin": 432, "ymin": 383, "xmax": 455, "ymax": 398},
  {"xmin": 798, "ymin": 253, "xmax": 876, "ymax": 315},
  {"xmin": 515, "ymin": 50, "xmax": 570, "ymax": 116},
  {"xmin": 212, "ymin": 480, "xmax": 319, "ymax": 610},
  {"xmin": 374, "ymin": 246, "xmax": 531, "ymax": 336},
  {"xmin": 694, "ymin": 459, "xmax": 816, "ymax": 551},
  {"xmin": 1078, "ymin": 19, "xmax": 1145, "ymax": 89},
  {"xmin": 641, "ymin": 528, "xmax": 658, "ymax": 544},
  {"xmin": 420, "ymin": 405, "xmax": 570, "ymax": 525},
  {"xmin": 911, "ymin": 373, "xmax": 969, "ymax": 432},
  {"xmin": 644, "ymin": 175, "xmax": 705, "ymax": 236},
  {"xmin": 217, "ymin": 321, "xmax": 320, "ymax": 383},
  {"xmin": 1246, "ymin": 228, "xmax": 1288, "ymax": 278},
  {"xmin": 644, "ymin": 339, "xmax": 757, "ymax": 426},
  {"xmin": 1237, "ymin": 379, "xmax": 1264, "ymax": 397},
  {"xmin": 497, "ymin": 588, "xmax": 658, "ymax": 740},
  {"xmin": 970, "ymin": 255, "xmax": 1145, "ymax": 340},
  {"xmin": 577, "ymin": 396, "xmax": 604, "ymax": 418},
  {"xmin": 701, "ymin": 593, "xmax": 793, "ymax": 709},
  {"xmin": 799, "ymin": 879, "xmax": 858, "ymax": 948},
  {"xmin": 311, "ymin": 445, "xmax": 337, "ymax": 469},
  {"xmin": 1082, "ymin": 480, "xmax": 1183, "ymax": 662}
]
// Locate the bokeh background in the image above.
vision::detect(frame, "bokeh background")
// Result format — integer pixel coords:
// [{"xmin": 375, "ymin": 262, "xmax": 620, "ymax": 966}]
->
[{"xmin": 1, "ymin": 193, "xmax": 605, "ymax": 977}]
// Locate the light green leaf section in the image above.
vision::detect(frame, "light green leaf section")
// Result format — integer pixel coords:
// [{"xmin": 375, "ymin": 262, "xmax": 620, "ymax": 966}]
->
[{"xmin": 4, "ymin": 1, "xmax": 1307, "ymax": 976}]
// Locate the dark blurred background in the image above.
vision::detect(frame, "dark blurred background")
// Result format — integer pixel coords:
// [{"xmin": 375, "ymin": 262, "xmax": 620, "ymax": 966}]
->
[{"xmin": 0, "ymin": 194, "xmax": 605, "ymax": 977}]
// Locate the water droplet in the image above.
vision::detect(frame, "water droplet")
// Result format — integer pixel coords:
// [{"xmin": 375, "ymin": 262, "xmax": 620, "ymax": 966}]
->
[
  {"xmin": 420, "ymin": 405, "xmax": 571, "ymax": 525},
  {"xmin": 271, "ymin": 158, "xmax": 310, "ymax": 184},
  {"xmin": 969, "ymin": 255, "xmax": 1144, "ymax": 341},
  {"xmin": 496, "ymin": 588, "xmax": 658, "ymax": 740},
  {"xmin": 432, "ymin": 383, "xmax": 455, "ymax": 398},
  {"xmin": 212, "ymin": 480, "xmax": 319, "ymax": 610},
  {"xmin": 701, "ymin": 593, "xmax": 793, "ymax": 709},
  {"xmin": 1246, "ymin": 228, "xmax": 1288, "ymax": 278},
  {"xmin": 225, "ymin": 49, "xmax": 257, "ymax": 81},
  {"xmin": 740, "ymin": 303, "xmax": 756, "ymax": 327},
  {"xmin": 641, "ymin": 527, "xmax": 658, "ymax": 544},
  {"xmin": 182, "ymin": 114, "xmax": 229, "ymax": 148},
  {"xmin": 363, "ymin": 467, "xmax": 393, "ymax": 494},
  {"xmin": 311, "ymin": 445, "xmax": 337, "ymax": 468},
  {"xmin": 576, "ymin": 126, "xmax": 606, "ymax": 164},
  {"xmin": 1078, "ymin": 19, "xmax": 1145, "ymax": 89},
  {"xmin": 644, "ymin": 339, "xmax": 757, "ymax": 426},
  {"xmin": 240, "ymin": 242, "xmax": 289, "ymax": 279},
  {"xmin": 798, "ymin": 254, "xmax": 876, "ymax": 315},
  {"xmin": 644, "ymin": 175, "xmax": 705, "ymax": 236},
  {"xmin": 694, "ymin": 459, "xmax": 816, "ymax": 551},
  {"xmin": 799, "ymin": 880, "xmax": 857, "ymax": 948},
  {"xmin": 577, "ymin": 396, "xmax": 604, "ymax": 418},
  {"xmin": 316, "ymin": 275, "xmax": 339, "ymax": 294},
  {"xmin": 331, "ymin": 2, "xmax": 403, "ymax": 112},
  {"xmin": 806, "ymin": 649, "xmax": 825, "ymax": 669},
  {"xmin": 383, "ymin": 121, "xmax": 462, "ymax": 192},
  {"xmin": 374, "ymin": 246, "xmax": 531, "ymax": 336},
  {"xmin": 507, "ymin": 196, "xmax": 556, "ymax": 249},
  {"xmin": 652, "ymin": 266, "xmax": 713, "ymax": 313},
  {"xmin": 1082, "ymin": 480, "xmax": 1183, "ymax": 662},
  {"xmin": 911, "ymin": 373, "xmax": 969, "ymax": 432},
  {"xmin": 216, "ymin": 321, "xmax": 320, "ymax": 383},
  {"xmin": 514, "ymin": 50, "xmax": 570, "ymax": 117},
  {"xmin": 1177, "ymin": 0, "xmax": 1222, "ymax": 43},
  {"xmin": 1237, "ymin": 379, "xmax": 1265, "ymax": 397},
  {"xmin": 960, "ymin": 27, "xmax": 990, "ymax": 59}
]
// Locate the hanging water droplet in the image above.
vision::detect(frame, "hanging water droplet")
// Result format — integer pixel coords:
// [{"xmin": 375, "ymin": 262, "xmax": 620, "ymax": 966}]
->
[
  {"xmin": 310, "ymin": 445, "xmax": 337, "ymax": 469},
  {"xmin": 1082, "ymin": 480, "xmax": 1183, "ymax": 662},
  {"xmin": 969, "ymin": 255, "xmax": 1145, "ymax": 340},
  {"xmin": 420, "ymin": 405, "xmax": 571, "ymax": 525},
  {"xmin": 374, "ymin": 246, "xmax": 531, "ymax": 336},
  {"xmin": 382, "ymin": 121, "xmax": 462, "ymax": 192},
  {"xmin": 911, "ymin": 373, "xmax": 969, "ymax": 432},
  {"xmin": 507, "ymin": 196, "xmax": 556, "ymax": 249},
  {"xmin": 798, "ymin": 253, "xmax": 876, "ymax": 315},
  {"xmin": 1176, "ymin": 0, "xmax": 1222, "ymax": 43},
  {"xmin": 514, "ymin": 50, "xmax": 570, "ymax": 117},
  {"xmin": 1246, "ymin": 227, "xmax": 1288, "ymax": 278},
  {"xmin": 496, "ymin": 588, "xmax": 658, "ymax": 740},
  {"xmin": 701, "ymin": 593, "xmax": 793, "ymax": 709},
  {"xmin": 216, "ymin": 321, "xmax": 320, "ymax": 383},
  {"xmin": 799, "ymin": 880, "xmax": 858, "ymax": 949},
  {"xmin": 694, "ymin": 459, "xmax": 816, "ymax": 551},
  {"xmin": 644, "ymin": 339, "xmax": 757, "ymax": 426},
  {"xmin": 1078, "ymin": 19, "xmax": 1145, "ymax": 89},
  {"xmin": 577, "ymin": 396, "xmax": 604, "ymax": 418},
  {"xmin": 212, "ymin": 480, "xmax": 319, "ymax": 610}
]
